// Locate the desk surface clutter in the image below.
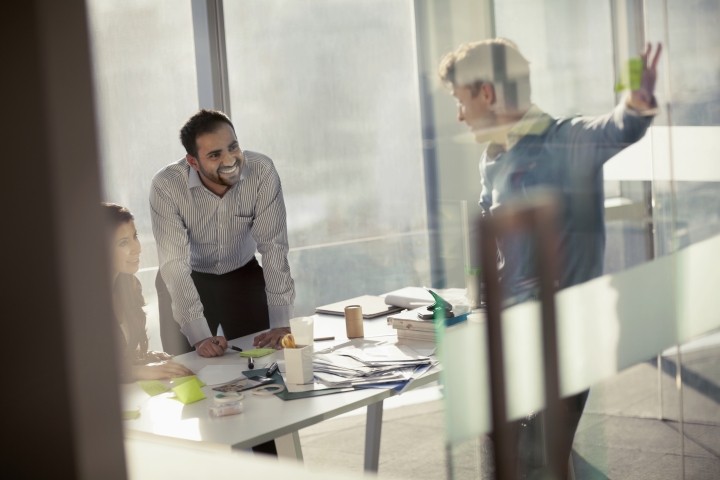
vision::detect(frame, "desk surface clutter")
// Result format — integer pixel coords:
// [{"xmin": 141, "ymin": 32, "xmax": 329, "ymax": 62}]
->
[
  {"xmin": 122, "ymin": 287, "xmax": 470, "ymax": 469},
  {"xmin": 312, "ymin": 338, "xmax": 436, "ymax": 392}
]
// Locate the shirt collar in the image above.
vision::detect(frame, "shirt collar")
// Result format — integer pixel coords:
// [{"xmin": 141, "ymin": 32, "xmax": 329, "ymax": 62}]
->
[
  {"xmin": 506, "ymin": 104, "xmax": 553, "ymax": 150},
  {"xmin": 188, "ymin": 165, "xmax": 203, "ymax": 189}
]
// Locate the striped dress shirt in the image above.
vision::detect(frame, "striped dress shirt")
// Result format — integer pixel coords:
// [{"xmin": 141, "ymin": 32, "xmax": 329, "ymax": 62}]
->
[{"xmin": 150, "ymin": 151, "xmax": 295, "ymax": 345}]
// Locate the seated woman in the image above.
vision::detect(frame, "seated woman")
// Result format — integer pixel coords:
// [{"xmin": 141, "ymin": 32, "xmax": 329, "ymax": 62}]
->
[{"xmin": 103, "ymin": 202, "xmax": 194, "ymax": 381}]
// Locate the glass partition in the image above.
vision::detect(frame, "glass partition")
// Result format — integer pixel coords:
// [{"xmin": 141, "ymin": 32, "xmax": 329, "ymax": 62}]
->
[
  {"xmin": 646, "ymin": 2, "xmax": 720, "ymax": 479},
  {"xmin": 424, "ymin": 0, "xmax": 720, "ymax": 478},
  {"xmin": 85, "ymin": 0, "xmax": 719, "ymax": 477}
]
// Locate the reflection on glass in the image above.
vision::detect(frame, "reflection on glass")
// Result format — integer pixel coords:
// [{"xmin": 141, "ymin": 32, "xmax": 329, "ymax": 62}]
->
[{"xmin": 437, "ymin": 35, "xmax": 661, "ymax": 477}]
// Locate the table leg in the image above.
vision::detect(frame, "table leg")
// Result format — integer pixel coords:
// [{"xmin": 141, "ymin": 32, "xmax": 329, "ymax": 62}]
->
[
  {"xmin": 364, "ymin": 400, "xmax": 384, "ymax": 471},
  {"xmin": 275, "ymin": 431, "xmax": 303, "ymax": 461}
]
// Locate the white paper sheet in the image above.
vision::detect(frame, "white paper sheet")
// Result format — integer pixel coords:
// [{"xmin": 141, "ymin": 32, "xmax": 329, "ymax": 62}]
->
[{"xmin": 196, "ymin": 365, "xmax": 247, "ymax": 386}]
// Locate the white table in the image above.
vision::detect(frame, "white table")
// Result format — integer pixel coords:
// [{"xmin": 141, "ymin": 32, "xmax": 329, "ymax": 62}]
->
[
  {"xmin": 123, "ymin": 311, "xmax": 440, "ymax": 472},
  {"xmin": 126, "ymin": 433, "xmax": 371, "ymax": 480}
]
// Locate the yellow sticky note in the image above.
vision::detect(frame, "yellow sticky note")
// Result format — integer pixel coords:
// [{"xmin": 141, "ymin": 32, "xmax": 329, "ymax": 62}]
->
[
  {"xmin": 171, "ymin": 375, "xmax": 205, "ymax": 388},
  {"xmin": 138, "ymin": 380, "xmax": 170, "ymax": 397},
  {"xmin": 172, "ymin": 377, "xmax": 206, "ymax": 404},
  {"xmin": 628, "ymin": 57, "xmax": 642, "ymax": 90},
  {"xmin": 615, "ymin": 57, "xmax": 643, "ymax": 92},
  {"xmin": 238, "ymin": 348, "xmax": 276, "ymax": 358},
  {"xmin": 123, "ymin": 409, "xmax": 141, "ymax": 420}
]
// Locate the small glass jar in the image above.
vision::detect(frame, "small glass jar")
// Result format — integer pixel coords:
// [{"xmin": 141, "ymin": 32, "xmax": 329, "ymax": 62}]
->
[{"xmin": 208, "ymin": 392, "xmax": 244, "ymax": 417}]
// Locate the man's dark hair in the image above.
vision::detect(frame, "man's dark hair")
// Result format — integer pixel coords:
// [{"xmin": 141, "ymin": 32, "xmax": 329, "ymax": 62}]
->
[{"xmin": 180, "ymin": 109, "xmax": 236, "ymax": 157}]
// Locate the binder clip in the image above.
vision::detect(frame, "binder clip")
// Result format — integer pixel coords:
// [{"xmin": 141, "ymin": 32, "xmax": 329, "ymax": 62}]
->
[{"xmin": 418, "ymin": 289, "xmax": 455, "ymax": 321}]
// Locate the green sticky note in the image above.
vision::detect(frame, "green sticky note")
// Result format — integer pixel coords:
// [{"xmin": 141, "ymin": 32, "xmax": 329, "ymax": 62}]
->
[
  {"xmin": 172, "ymin": 377, "xmax": 206, "ymax": 404},
  {"xmin": 171, "ymin": 375, "xmax": 205, "ymax": 388},
  {"xmin": 628, "ymin": 57, "xmax": 642, "ymax": 90},
  {"xmin": 138, "ymin": 380, "xmax": 170, "ymax": 397},
  {"xmin": 237, "ymin": 348, "xmax": 276, "ymax": 358},
  {"xmin": 615, "ymin": 57, "xmax": 642, "ymax": 92},
  {"xmin": 123, "ymin": 409, "xmax": 141, "ymax": 420}
]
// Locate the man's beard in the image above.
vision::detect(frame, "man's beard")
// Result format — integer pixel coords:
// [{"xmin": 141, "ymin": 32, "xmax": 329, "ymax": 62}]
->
[{"xmin": 217, "ymin": 158, "xmax": 241, "ymax": 186}]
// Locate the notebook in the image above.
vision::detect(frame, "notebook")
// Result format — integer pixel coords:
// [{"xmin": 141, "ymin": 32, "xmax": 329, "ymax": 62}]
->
[{"xmin": 315, "ymin": 295, "xmax": 404, "ymax": 319}]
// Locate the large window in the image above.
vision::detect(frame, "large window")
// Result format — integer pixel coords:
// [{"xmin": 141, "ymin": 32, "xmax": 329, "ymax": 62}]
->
[
  {"xmin": 88, "ymin": 0, "xmax": 430, "ymax": 339},
  {"xmin": 87, "ymin": 0, "xmax": 200, "ymax": 349},
  {"xmin": 86, "ymin": 1, "xmax": 719, "ymax": 477},
  {"xmin": 223, "ymin": 0, "xmax": 430, "ymax": 315}
]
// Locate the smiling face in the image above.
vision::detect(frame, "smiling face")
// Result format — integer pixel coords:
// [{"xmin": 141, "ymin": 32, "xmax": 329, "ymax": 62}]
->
[
  {"xmin": 187, "ymin": 123, "xmax": 245, "ymax": 196},
  {"xmin": 112, "ymin": 220, "xmax": 141, "ymax": 276}
]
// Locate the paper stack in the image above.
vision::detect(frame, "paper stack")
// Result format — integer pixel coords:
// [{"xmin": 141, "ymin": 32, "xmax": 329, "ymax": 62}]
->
[
  {"xmin": 312, "ymin": 339, "xmax": 435, "ymax": 389},
  {"xmin": 386, "ymin": 307, "xmax": 436, "ymax": 343},
  {"xmin": 387, "ymin": 306, "xmax": 474, "ymax": 344}
]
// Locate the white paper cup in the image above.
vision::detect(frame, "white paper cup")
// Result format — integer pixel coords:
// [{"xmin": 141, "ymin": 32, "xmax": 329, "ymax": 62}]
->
[
  {"xmin": 289, "ymin": 316, "xmax": 314, "ymax": 346},
  {"xmin": 284, "ymin": 345, "xmax": 314, "ymax": 384}
]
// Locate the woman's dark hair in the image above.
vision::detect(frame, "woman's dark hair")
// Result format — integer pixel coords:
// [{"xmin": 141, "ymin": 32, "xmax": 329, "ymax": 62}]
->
[
  {"xmin": 101, "ymin": 202, "xmax": 134, "ymax": 237},
  {"xmin": 100, "ymin": 202, "xmax": 149, "ymax": 363}
]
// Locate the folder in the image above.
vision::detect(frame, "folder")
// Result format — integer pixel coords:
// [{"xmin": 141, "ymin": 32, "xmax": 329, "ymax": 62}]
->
[
  {"xmin": 244, "ymin": 368, "xmax": 353, "ymax": 401},
  {"xmin": 315, "ymin": 295, "xmax": 403, "ymax": 319}
]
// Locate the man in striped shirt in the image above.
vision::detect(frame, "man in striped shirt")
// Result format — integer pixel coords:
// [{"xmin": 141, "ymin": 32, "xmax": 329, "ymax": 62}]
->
[{"xmin": 151, "ymin": 109, "xmax": 295, "ymax": 358}]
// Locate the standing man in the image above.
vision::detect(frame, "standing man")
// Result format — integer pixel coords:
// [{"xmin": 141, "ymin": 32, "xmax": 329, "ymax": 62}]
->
[
  {"xmin": 438, "ymin": 38, "xmax": 661, "ymax": 477},
  {"xmin": 151, "ymin": 109, "xmax": 295, "ymax": 358}
]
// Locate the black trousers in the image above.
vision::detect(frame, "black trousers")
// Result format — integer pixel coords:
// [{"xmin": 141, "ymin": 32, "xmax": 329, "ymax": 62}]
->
[
  {"xmin": 156, "ymin": 257, "xmax": 270, "ymax": 355},
  {"xmin": 156, "ymin": 257, "xmax": 275, "ymax": 456}
]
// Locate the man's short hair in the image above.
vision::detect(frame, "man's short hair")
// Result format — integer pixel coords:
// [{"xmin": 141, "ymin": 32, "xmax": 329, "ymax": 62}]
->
[
  {"xmin": 180, "ymin": 109, "xmax": 236, "ymax": 157},
  {"xmin": 439, "ymin": 38, "xmax": 531, "ymax": 112}
]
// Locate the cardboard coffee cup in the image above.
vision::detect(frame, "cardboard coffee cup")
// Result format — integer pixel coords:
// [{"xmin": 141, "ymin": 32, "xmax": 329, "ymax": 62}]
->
[{"xmin": 344, "ymin": 305, "xmax": 364, "ymax": 338}]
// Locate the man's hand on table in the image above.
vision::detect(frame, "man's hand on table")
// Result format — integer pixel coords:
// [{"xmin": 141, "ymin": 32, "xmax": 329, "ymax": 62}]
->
[
  {"xmin": 194, "ymin": 335, "xmax": 228, "ymax": 357},
  {"xmin": 253, "ymin": 327, "xmax": 291, "ymax": 349}
]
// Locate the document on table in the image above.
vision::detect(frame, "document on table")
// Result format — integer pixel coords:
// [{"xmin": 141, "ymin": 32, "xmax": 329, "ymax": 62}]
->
[
  {"xmin": 196, "ymin": 365, "xmax": 247, "ymax": 386},
  {"xmin": 312, "ymin": 339, "xmax": 434, "ymax": 388}
]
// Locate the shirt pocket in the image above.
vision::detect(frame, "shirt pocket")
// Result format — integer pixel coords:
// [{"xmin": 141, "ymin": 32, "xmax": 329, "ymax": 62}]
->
[{"xmin": 228, "ymin": 214, "xmax": 253, "ymax": 239}]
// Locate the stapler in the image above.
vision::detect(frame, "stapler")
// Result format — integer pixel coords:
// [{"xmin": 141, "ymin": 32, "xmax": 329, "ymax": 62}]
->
[{"xmin": 418, "ymin": 289, "xmax": 455, "ymax": 320}]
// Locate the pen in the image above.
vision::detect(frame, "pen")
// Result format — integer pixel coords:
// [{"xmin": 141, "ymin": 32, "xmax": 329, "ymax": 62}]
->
[
  {"xmin": 313, "ymin": 336, "xmax": 335, "ymax": 342},
  {"xmin": 230, "ymin": 346, "xmax": 243, "ymax": 352},
  {"xmin": 265, "ymin": 361, "xmax": 279, "ymax": 377},
  {"xmin": 248, "ymin": 357, "xmax": 254, "ymax": 369}
]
